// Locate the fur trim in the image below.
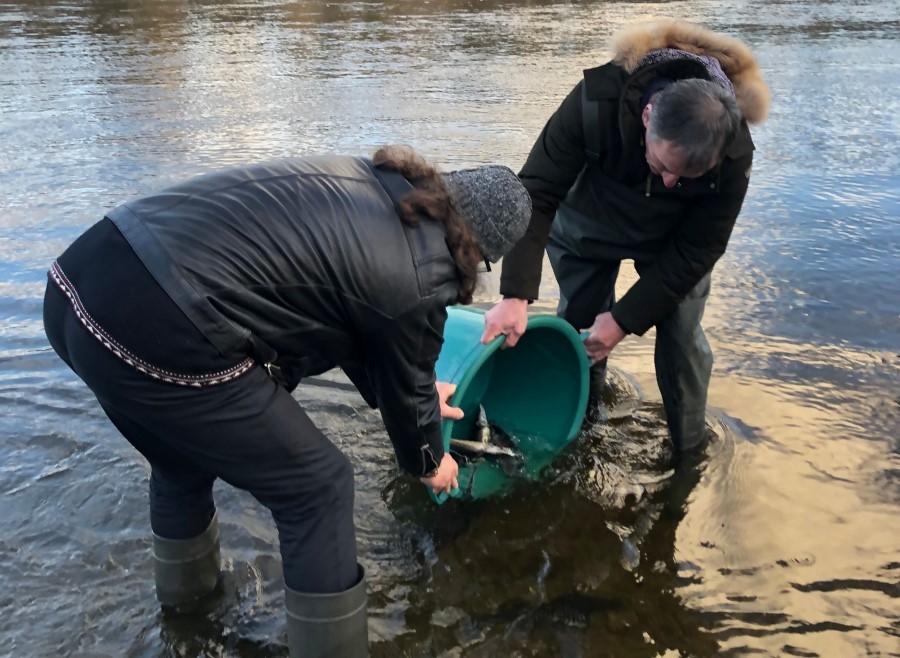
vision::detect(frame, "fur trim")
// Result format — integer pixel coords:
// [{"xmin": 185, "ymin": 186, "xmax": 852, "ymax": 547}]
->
[{"xmin": 610, "ymin": 20, "xmax": 770, "ymax": 124}]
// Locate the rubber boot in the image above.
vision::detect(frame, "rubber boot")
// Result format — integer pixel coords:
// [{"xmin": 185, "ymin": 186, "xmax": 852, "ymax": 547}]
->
[
  {"xmin": 152, "ymin": 512, "xmax": 221, "ymax": 608},
  {"xmin": 589, "ymin": 358, "xmax": 608, "ymax": 404},
  {"xmin": 286, "ymin": 564, "xmax": 368, "ymax": 658}
]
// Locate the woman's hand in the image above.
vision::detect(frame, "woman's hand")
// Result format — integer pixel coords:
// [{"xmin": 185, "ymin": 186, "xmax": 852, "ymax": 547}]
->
[
  {"xmin": 421, "ymin": 453, "xmax": 459, "ymax": 495},
  {"xmin": 436, "ymin": 381, "xmax": 464, "ymax": 420}
]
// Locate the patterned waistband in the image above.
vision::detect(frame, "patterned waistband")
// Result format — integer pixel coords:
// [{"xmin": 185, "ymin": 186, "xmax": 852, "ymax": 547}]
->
[{"xmin": 49, "ymin": 261, "xmax": 256, "ymax": 387}]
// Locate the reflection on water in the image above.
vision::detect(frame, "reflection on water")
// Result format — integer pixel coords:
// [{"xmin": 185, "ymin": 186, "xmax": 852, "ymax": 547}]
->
[{"xmin": 1, "ymin": 0, "xmax": 898, "ymax": 656}]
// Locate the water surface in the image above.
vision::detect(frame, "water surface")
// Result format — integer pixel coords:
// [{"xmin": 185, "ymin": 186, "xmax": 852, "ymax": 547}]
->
[{"xmin": 1, "ymin": 1, "xmax": 898, "ymax": 656}]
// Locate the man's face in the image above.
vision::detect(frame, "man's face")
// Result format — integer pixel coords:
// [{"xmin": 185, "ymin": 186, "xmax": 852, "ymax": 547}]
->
[{"xmin": 642, "ymin": 104, "xmax": 716, "ymax": 188}]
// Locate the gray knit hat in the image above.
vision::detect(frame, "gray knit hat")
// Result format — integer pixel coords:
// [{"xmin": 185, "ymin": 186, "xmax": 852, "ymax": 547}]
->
[{"xmin": 441, "ymin": 165, "xmax": 531, "ymax": 263}]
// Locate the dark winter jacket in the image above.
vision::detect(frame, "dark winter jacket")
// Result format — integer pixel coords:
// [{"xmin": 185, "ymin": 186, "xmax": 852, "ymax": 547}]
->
[
  {"xmin": 500, "ymin": 20, "xmax": 770, "ymax": 335},
  {"xmin": 105, "ymin": 155, "xmax": 460, "ymax": 477}
]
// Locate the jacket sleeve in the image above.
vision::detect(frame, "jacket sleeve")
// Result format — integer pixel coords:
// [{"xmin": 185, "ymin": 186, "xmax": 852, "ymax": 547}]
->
[
  {"xmin": 611, "ymin": 150, "xmax": 753, "ymax": 335},
  {"xmin": 341, "ymin": 363, "xmax": 378, "ymax": 408},
  {"xmin": 500, "ymin": 80, "xmax": 588, "ymax": 301},
  {"xmin": 363, "ymin": 301, "xmax": 447, "ymax": 477}
]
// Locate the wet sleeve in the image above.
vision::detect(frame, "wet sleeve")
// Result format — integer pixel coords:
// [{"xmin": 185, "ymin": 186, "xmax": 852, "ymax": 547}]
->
[
  {"xmin": 500, "ymin": 80, "xmax": 588, "ymax": 301},
  {"xmin": 611, "ymin": 151, "xmax": 753, "ymax": 336},
  {"xmin": 363, "ymin": 301, "xmax": 447, "ymax": 477}
]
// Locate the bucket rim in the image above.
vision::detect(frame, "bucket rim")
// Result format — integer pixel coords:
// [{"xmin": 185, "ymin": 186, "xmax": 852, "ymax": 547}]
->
[{"xmin": 440, "ymin": 308, "xmax": 590, "ymax": 448}]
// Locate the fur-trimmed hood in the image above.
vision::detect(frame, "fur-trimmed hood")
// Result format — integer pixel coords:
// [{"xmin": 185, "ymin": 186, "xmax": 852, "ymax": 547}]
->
[{"xmin": 610, "ymin": 20, "xmax": 770, "ymax": 124}]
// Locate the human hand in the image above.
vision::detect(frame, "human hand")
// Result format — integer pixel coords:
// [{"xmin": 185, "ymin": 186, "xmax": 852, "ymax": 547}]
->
[
  {"xmin": 582, "ymin": 312, "xmax": 626, "ymax": 363},
  {"xmin": 420, "ymin": 453, "xmax": 459, "ymax": 495},
  {"xmin": 481, "ymin": 297, "xmax": 528, "ymax": 347},
  {"xmin": 436, "ymin": 381, "xmax": 464, "ymax": 420}
]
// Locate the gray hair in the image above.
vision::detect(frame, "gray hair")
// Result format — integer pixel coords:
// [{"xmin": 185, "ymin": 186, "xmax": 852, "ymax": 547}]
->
[{"xmin": 647, "ymin": 78, "xmax": 742, "ymax": 172}]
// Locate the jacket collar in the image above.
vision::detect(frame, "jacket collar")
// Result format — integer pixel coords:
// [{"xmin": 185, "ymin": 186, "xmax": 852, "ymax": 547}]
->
[{"xmin": 609, "ymin": 20, "xmax": 770, "ymax": 124}]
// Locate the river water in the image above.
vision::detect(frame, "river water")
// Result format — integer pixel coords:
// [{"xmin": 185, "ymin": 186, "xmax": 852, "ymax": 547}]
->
[{"xmin": 1, "ymin": 1, "xmax": 897, "ymax": 656}]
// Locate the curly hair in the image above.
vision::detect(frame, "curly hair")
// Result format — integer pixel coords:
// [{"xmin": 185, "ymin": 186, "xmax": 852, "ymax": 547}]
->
[{"xmin": 372, "ymin": 145, "xmax": 482, "ymax": 305}]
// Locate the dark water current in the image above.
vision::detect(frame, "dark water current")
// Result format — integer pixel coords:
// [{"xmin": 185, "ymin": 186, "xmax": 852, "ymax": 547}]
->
[{"xmin": 1, "ymin": 1, "xmax": 898, "ymax": 656}]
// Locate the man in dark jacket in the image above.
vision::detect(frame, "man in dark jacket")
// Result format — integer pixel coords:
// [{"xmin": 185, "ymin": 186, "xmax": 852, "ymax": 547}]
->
[
  {"xmin": 483, "ymin": 20, "xmax": 770, "ymax": 451},
  {"xmin": 43, "ymin": 146, "xmax": 530, "ymax": 657}
]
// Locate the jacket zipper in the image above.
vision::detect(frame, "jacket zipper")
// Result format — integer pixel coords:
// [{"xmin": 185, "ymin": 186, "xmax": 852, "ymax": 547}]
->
[{"xmin": 421, "ymin": 444, "xmax": 439, "ymax": 477}]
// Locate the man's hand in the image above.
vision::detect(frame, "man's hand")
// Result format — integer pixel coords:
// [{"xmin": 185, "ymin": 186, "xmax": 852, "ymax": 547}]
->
[
  {"xmin": 421, "ymin": 453, "xmax": 459, "ymax": 495},
  {"xmin": 582, "ymin": 312, "xmax": 626, "ymax": 363},
  {"xmin": 436, "ymin": 381, "xmax": 464, "ymax": 420},
  {"xmin": 482, "ymin": 298, "xmax": 529, "ymax": 347}
]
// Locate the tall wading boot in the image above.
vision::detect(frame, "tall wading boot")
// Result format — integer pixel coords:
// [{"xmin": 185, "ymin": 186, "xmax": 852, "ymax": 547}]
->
[
  {"xmin": 286, "ymin": 564, "xmax": 368, "ymax": 658},
  {"xmin": 589, "ymin": 358, "xmax": 609, "ymax": 403},
  {"xmin": 654, "ymin": 274, "xmax": 714, "ymax": 452},
  {"xmin": 152, "ymin": 512, "xmax": 221, "ymax": 608}
]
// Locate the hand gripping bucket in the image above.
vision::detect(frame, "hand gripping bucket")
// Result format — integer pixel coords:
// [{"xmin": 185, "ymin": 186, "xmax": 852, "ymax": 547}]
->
[{"xmin": 430, "ymin": 306, "xmax": 590, "ymax": 503}]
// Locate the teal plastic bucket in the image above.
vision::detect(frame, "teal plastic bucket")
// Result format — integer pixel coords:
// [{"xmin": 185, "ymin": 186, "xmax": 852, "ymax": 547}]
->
[{"xmin": 430, "ymin": 306, "xmax": 590, "ymax": 503}]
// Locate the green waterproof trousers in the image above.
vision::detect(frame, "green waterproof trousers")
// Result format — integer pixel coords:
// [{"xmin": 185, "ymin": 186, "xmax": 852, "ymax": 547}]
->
[{"xmin": 547, "ymin": 235, "xmax": 712, "ymax": 451}]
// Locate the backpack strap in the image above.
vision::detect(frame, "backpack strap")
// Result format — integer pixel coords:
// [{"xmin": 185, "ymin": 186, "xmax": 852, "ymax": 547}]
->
[
  {"xmin": 581, "ymin": 81, "xmax": 603, "ymax": 162},
  {"xmin": 581, "ymin": 62, "xmax": 628, "ymax": 163}
]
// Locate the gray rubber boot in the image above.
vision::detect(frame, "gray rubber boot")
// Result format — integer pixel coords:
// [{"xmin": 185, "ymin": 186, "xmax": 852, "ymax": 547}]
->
[
  {"xmin": 286, "ymin": 564, "xmax": 368, "ymax": 658},
  {"xmin": 152, "ymin": 512, "xmax": 221, "ymax": 608}
]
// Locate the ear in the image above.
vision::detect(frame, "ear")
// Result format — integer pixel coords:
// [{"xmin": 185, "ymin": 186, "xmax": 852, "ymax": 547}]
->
[{"xmin": 641, "ymin": 104, "xmax": 652, "ymax": 129}]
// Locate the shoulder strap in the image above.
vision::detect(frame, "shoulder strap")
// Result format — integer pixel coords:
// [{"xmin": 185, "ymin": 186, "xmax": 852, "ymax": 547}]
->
[
  {"xmin": 581, "ymin": 62, "xmax": 627, "ymax": 162},
  {"xmin": 581, "ymin": 82, "xmax": 603, "ymax": 162}
]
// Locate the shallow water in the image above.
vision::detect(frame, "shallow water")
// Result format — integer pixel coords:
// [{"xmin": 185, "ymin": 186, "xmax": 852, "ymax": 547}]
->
[{"xmin": 1, "ymin": 1, "xmax": 898, "ymax": 656}]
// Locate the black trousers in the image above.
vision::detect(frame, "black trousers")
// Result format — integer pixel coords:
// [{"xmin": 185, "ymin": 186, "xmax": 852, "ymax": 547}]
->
[{"xmin": 42, "ymin": 229, "xmax": 358, "ymax": 594}]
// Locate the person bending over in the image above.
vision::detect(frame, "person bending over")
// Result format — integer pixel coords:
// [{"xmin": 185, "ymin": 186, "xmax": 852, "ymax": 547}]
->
[
  {"xmin": 44, "ymin": 145, "xmax": 530, "ymax": 657},
  {"xmin": 484, "ymin": 20, "xmax": 770, "ymax": 451}
]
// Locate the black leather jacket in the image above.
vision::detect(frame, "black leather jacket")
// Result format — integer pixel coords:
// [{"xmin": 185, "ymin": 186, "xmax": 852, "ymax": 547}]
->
[{"xmin": 106, "ymin": 155, "xmax": 459, "ymax": 477}]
